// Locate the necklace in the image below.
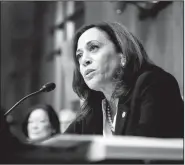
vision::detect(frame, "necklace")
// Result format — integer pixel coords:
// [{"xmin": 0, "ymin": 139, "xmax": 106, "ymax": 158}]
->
[{"xmin": 106, "ymin": 103, "xmax": 115, "ymax": 132}]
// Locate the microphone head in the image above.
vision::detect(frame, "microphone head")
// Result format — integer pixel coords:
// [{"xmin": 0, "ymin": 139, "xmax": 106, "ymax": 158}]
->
[{"xmin": 40, "ymin": 82, "xmax": 56, "ymax": 92}]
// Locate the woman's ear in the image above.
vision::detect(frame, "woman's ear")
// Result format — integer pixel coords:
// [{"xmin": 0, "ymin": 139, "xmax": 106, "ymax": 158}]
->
[{"xmin": 120, "ymin": 54, "xmax": 126, "ymax": 67}]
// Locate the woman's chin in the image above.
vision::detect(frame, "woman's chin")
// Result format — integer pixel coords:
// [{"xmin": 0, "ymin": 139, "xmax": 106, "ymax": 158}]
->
[
  {"xmin": 86, "ymin": 80, "xmax": 102, "ymax": 91},
  {"xmin": 29, "ymin": 134, "xmax": 51, "ymax": 141}
]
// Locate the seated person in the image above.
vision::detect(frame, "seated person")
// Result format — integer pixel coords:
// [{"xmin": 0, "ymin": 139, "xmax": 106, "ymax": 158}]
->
[
  {"xmin": 65, "ymin": 21, "xmax": 184, "ymax": 138},
  {"xmin": 22, "ymin": 104, "xmax": 60, "ymax": 143}
]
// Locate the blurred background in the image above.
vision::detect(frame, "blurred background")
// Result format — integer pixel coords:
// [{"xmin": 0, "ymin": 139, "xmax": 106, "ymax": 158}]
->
[{"xmin": 1, "ymin": 1, "xmax": 183, "ymax": 140}]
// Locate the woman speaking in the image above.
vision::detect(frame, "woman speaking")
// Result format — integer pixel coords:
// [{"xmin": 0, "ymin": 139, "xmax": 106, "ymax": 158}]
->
[{"xmin": 65, "ymin": 21, "xmax": 183, "ymax": 138}]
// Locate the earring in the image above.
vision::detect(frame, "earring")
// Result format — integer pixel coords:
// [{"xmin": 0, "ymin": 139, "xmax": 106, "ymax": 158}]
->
[{"xmin": 121, "ymin": 56, "xmax": 126, "ymax": 67}]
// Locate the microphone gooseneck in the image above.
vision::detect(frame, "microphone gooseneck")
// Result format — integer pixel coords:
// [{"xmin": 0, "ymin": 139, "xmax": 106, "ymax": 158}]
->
[{"xmin": 4, "ymin": 82, "xmax": 56, "ymax": 116}]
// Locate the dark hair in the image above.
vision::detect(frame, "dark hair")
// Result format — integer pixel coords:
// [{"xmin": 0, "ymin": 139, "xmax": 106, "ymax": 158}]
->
[
  {"xmin": 22, "ymin": 104, "xmax": 60, "ymax": 137},
  {"xmin": 72, "ymin": 21, "xmax": 154, "ymax": 120}
]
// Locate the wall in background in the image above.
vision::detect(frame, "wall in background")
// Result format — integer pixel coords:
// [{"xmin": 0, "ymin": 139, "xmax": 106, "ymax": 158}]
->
[
  {"xmin": 84, "ymin": 1, "xmax": 183, "ymax": 96},
  {"xmin": 1, "ymin": 2, "xmax": 57, "ymax": 141}
]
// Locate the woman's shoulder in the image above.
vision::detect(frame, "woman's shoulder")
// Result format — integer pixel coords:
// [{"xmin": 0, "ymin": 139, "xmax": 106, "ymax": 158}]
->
[{"xmin": 135, "ymin": 65, "xmax": 178, "ymax": 89}]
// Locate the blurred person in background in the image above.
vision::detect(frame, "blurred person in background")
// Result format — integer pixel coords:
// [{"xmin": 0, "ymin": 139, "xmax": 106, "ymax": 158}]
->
[
  {"xmin": 22, "ymin": 104, "xmax": 60, "ymax": 143},
  {"xmin": 65, "ymin": 21, "xmax": 184, "ymax": 138}
]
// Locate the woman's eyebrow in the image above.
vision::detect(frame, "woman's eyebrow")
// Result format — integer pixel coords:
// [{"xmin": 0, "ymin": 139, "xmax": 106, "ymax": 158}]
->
[
  {"xmin": 86, "ymin": 40, "xmax": 100, "ymax": 46},
  {"xmin": 76, "ymin": 40, "xmax": 101, "ymax": 54}
]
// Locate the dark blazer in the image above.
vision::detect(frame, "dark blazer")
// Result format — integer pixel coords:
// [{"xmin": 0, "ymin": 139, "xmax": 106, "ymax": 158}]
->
[{"xmin": 65, "ymin": 66, "xmax": 184, "ymax": 138}]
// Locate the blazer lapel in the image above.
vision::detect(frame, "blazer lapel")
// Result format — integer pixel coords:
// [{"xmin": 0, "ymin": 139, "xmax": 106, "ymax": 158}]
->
[
  {"xmin": 114, "ymin": 104, "xmax": 130, "ymax": 135},
  {"xmin": 114, "ymin": 95, "xmax": 131, "ymax": 135}
]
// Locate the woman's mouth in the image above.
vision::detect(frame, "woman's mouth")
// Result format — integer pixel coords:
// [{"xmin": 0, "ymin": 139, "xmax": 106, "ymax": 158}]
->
[
  {"xmin": 84, "ymin": 69, "xmax": 95, "ymax": 76},
  {"xmin": 31, "ymin": 132, "xmax": 40, "ymax": 135},
  {"xmin": 84, "ymin": 69, "xmax": 96, "ymax": 80}
]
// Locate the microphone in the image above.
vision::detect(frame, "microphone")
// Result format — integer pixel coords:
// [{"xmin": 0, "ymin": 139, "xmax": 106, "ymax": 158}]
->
[
  {"xmin": 39, "ymin": 82, "xmax": 56, "ymax": 92},
  {"xmin": 4, "ymin": 82, "xmax": 56, "ymax": 116}
]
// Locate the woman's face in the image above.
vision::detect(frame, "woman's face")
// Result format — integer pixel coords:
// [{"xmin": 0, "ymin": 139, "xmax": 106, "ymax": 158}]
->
[
  {"xmin": 27, "ymin": 109, "xmax": 53, "ymax": 141},
  {"xmin": 76, "ymin": 27, "xmax": 121, "ymax": 91}
]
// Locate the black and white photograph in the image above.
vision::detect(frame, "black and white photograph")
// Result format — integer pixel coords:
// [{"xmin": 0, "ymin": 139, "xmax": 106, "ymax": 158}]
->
[{"xmin": 0, "ymin": 1, "xmax": 184, "ymax": 164}]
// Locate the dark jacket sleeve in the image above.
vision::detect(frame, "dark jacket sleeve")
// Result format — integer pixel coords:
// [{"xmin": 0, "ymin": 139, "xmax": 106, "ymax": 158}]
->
[{"xmin": 127, "ymin": 70, "xmax": 184, "ymax": 138}]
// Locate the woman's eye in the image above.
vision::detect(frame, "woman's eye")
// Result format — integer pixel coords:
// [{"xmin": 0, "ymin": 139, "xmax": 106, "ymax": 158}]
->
[
  {"xmin": 89, "ymin": 45, "xmax": 99, "ymax": 52},
  {"xmin": 76, "ymin": 54, "xmax": 82, "ymax": 61}
]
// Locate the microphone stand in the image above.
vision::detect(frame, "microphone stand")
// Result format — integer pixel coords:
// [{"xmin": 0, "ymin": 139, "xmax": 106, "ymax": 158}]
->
[{"xmin": 4, "ymin": 89, "xmax": 42, "ymax": 117}]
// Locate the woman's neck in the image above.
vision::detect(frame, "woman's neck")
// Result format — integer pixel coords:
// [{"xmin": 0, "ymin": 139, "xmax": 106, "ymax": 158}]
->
[
  {"xmin": 101, "ymin": 84, "xmax": 118, "ymax": 117},
  {"xmin": 100, "ymin": 82, "xmax": 116, "ymax": 100},
  {"xmin": 107, "ymin": 98, "xmax": 119, "ymax": 117}
]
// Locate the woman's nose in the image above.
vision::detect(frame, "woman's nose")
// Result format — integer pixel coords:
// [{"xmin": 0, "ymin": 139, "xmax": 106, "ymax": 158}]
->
[
  {"xmin": 82, "ymin": 54, "xmax": 92, "ymax": 66},
  {"xmin": 83, "ymin": 59, "xmax": 92, "ymax": 67},
  {"xmin": 80, "ymin": 51, "xmax": 92, "ymax": 67},
  {"xmin": 31, "ymin": 123, "xmax": 39, "ymax": 130}
]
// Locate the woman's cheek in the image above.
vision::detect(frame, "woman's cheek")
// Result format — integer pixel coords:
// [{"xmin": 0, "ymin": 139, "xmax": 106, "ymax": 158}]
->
[{"xmin": 80, "ymin": 67, "xmax": 84, "ymax": 77}]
